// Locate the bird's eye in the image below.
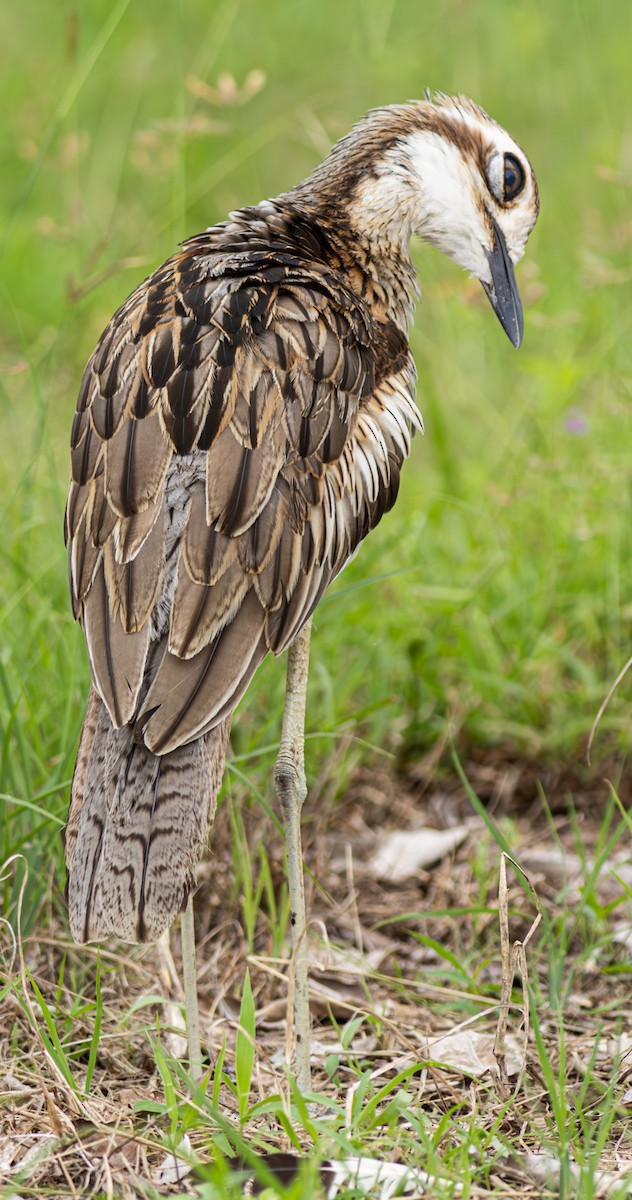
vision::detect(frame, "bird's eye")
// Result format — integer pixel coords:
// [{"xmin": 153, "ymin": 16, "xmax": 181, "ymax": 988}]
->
[{"xmin": 502, "ymin": 153, "xmax": 525, "ymax": 202}]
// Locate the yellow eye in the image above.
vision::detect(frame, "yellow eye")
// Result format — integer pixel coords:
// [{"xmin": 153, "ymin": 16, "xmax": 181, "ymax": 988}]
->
[{"xmin": 503, "ymin": 153, "xmax": 525, "ymax": 202}]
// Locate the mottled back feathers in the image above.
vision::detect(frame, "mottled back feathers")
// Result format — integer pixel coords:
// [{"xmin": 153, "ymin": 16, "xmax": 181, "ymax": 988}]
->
[
  {"xmin": 66, "ymin": 201, "xmax": 420, "ymax": 758},
  {"xmin": 65, "ymin": 195, "xmax": 421, "ymax": 942}
]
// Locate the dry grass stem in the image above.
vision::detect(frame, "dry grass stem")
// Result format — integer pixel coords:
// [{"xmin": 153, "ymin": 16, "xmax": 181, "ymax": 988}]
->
[{"xmin": 493, "ymin": 853, "xmax": 542, "ymax": 1100}]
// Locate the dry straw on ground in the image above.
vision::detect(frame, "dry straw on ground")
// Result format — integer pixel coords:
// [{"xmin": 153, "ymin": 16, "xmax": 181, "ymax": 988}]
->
[{"xmin": 1, "ymin": 753, "xmax": 631, "ymax": 1196}]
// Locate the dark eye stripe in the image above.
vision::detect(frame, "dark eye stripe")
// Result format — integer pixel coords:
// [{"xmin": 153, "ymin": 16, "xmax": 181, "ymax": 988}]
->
[{"xmin": 503, "ymin": 153, "xmax": 525, "ymax": 202}]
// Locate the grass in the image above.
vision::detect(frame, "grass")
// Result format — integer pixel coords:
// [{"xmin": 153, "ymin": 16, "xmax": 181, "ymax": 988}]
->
[
  {"xmin": 3, "ymin": 789, "xmax": 631, "ymax": 1196},
  {"xmin": 1, "ymin": 0, "xmax": 632, "ymax": 1194}
]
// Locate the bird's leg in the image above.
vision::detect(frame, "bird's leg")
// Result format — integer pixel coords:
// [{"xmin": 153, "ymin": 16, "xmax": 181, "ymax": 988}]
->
[
  {"xmin": 180, "ymin": 892, "xmax": 203, "ymax": 1083},
  {"xmin": 275, "ymin": 618, "xmax": 312, "ymax": 1093}
]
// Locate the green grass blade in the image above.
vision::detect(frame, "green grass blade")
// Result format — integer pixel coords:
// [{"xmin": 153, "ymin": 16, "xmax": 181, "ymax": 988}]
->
[
  {"xmin": 235, "ymin": 968, "xmax": 255, "ymax": 1124},
  {"xmin": 84, "ymin": 952, "xmax": 103, "ymax": 1095}
]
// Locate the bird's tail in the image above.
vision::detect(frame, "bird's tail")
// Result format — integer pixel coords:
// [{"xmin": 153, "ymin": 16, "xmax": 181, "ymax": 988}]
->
[{"xmin": 65, "ymin": 688, "xmax": 230, "ymax": 943}]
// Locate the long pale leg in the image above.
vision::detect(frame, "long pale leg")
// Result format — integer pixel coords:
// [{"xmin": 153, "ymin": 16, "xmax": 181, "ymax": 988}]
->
[
  {"xmin": 181, "ymin": 892, "xmax": 203, "ymax": 1082},
  {"xmin": 274, "ymin": 618, "xmax": 312, "ymax": 1093}
]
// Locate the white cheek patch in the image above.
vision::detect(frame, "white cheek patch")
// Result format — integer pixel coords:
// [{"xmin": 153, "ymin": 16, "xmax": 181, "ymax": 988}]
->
[
  {"xmin": 397, "ymin": 131, "xmax": 492, "ymax": 280},
  {"xmin": 351, "ymin": 109, "xmax": 537, "ymax": 289}
]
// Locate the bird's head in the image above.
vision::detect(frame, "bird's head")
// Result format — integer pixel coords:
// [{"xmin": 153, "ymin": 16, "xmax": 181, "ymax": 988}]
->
[
  {"xmin": 390, "ymin": 93, "xmax": 539, "ymax": 347},
  {"xmin": 304, "ymin": 93, "xmax": 539, "ymax": 347}
]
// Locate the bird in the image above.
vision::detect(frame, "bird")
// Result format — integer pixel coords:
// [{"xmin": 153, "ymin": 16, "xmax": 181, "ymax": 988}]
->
[{"xmin": 64, "ymin": 92, "xmax": 539, "ymax": 1089}]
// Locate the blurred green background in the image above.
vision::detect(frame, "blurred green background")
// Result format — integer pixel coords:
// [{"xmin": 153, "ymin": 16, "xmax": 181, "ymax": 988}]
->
[{"xmin": 1, "ymin": 0, "xmax": 631, "ymax": 924}]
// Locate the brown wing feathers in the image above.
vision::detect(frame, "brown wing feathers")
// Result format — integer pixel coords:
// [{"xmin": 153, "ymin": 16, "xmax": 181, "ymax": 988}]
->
[
  {"xmin": 66, "ymin": 201, "xmax": 419, "ymax": 941},
  {"xmin": 67, "ymin": 222, "xmax": 393, "ymax": 751}
]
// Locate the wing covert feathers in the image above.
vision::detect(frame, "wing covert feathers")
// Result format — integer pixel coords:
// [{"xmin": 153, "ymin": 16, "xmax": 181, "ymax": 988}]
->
[
  {"xmin": 66, "ymin": 196, "xmax": 422, "ymax": 943},
  {"xmin": 66, "ymin": 197, "xmax": 421, "ymax": 757}
]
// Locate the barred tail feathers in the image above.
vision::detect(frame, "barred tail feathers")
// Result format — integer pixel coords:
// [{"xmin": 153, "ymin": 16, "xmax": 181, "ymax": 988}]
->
[{"xmin": 66, "ymin": 688, "xmax": 230, "ymax": 943}]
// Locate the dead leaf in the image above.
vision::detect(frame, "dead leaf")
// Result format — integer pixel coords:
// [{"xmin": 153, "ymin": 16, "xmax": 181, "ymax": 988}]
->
[
  {"xmin": 4, "ymin": 1133, "xmax": 64, "ymax": 1182},
  {"xmin": 522, "ymin": 1151, "xmax": 632, "ymax": 1196},
  {"xmin": 152, "ymin": 1135, "xmax": 193, "ymax": 1186},
  {"xmin": 308, "ymin": 938, "xmax": 392, "ymax": 981},
  {"xmin": 241, "ymin": 1154, "xmax": 433, "ymax": 1198},
  {"xmin": 521, "ymin": 848, "xmax": 632, "ymax": 904},
  {"xmin": 426, "ymin": 1029, "xmax": 524, "ymax": 1078},
  {"xmin": 368, "ymin": 825, "xmax": 469, "ymax": 882},
  {"xmin": 162, "ymin": 1001, "xmax": 188, "ymax": 1060},
  {"xmin": 325, "ymin": 1155, "xmax": 432, "ymax": 1197}
]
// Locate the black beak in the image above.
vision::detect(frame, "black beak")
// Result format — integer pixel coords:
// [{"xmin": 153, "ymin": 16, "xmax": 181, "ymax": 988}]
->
[{"xmin": 481, "ymin": 217, "xmax": 524, "ymax": 348}]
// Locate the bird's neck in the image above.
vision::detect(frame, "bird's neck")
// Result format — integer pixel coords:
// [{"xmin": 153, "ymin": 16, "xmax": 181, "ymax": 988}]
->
[{"xmin": 286, "ymin": 172, "xmax": 420, "ymax": 332}]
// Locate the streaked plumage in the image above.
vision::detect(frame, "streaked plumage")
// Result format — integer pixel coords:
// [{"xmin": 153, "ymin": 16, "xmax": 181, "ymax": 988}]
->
[{"xmin": 65, "ymin": 94, "xmax": 538, "ymax": 945}]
